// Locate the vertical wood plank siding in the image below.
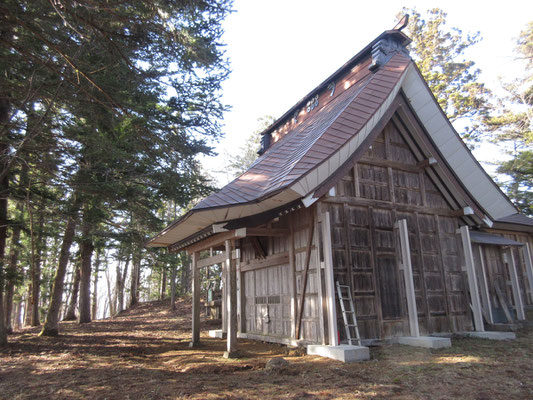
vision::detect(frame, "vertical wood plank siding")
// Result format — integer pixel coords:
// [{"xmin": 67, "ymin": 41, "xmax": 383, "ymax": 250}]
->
[
  {"xmin": 242, "ymin": 207, "xmax": 322, "ymax": 343},
  {"xmin": 323, "ymin": 120, "xmax": 472, "ymax": 340}
]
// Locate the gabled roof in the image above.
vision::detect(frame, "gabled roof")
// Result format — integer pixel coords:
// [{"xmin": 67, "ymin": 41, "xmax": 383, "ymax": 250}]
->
[{"xmin": 148, "ymin": 25, "xmax": 524, "ymax": 249}]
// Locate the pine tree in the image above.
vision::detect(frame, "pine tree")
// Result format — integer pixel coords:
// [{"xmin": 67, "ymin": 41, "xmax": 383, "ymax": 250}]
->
[
  {"xmin": 484, "ymin": 21, "xmax": 533, "ymax": 216},
  {"xmin": 401, "ymin": 8, "xmax": 492, "ymax": 143}
]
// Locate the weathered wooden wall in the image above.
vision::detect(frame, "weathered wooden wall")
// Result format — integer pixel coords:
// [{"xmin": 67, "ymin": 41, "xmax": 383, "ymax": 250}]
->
[
  {"xmin": 483, "ymin": 230, "xmax": 533, "ymax": 306},
  {"xmin": 240, "ymin": 207, "xmax": 322, "ymax": 343},
  {"xmin": 322, "ymin": 120, "xmax": 472, "ymax": 340}
]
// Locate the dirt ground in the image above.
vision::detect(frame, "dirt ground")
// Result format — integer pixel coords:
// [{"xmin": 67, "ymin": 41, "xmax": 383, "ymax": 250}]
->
[{"xmin": 1, "ymin": 299, "xmax": 533, "ymax": 400}]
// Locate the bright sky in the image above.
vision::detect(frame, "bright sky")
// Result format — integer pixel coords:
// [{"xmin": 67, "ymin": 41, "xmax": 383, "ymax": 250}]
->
[{"xmin": 203, "ymin": 0, "xmax": 533, "ymax": 186}]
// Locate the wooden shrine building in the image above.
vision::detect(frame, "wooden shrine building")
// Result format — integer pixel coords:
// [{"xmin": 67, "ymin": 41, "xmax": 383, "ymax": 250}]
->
[{"xmin": 147, "ymin": 19, "xmax": 533, "ymax": 360}]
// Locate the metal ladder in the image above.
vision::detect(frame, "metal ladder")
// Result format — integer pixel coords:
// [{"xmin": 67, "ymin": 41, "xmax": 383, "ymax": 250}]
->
[{"xmin": 336, "ymin": 281, "xmax": 361, "ymax": 346}]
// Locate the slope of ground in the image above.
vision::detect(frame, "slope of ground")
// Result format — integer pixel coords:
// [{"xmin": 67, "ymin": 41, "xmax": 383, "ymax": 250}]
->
[{"xmin": 1, "ymin": 299, "xmax": 533, "ymax": 400}]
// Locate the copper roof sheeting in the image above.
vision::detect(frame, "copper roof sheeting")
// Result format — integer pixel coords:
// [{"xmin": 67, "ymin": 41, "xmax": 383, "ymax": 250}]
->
[
  {"xmin": 496, "ymin": 213, "xmax": 533, "ymax": 227},
  {"xmin": 195, "ymin": 54, "xmax": 410, "ymax": 210},
  {"xmin": 470, "ymin": 231, "xmax": 525, "ymax": 247}
]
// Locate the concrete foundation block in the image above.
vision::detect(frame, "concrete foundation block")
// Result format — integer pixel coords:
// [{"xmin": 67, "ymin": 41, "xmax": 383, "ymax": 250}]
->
[
  {"xmin": 307, "ymin": 345, "xmax": 370, "ymax": 363},
  {"xmin": 208, "ymin": 329, "xmax": 226, "ymax": 339},
  {"xmin": 462, "ymin": 331, "xmax": 516, "ymax": 340},
  {"xmin": 398, "ymin": 336, "xmax": 451, "ymax": 349}
]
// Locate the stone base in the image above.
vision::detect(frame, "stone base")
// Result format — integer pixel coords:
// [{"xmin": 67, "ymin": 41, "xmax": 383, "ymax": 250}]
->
[
  {"xmin": 461, "ymin": 331, "xmax": 516, "ymax": 340},
  {"xmin": 307, "ymin": 345, "xmax": 370, "ymax": 363},
  {"xmin": 208, "ymin": 329, "xmax": 226, "ymax": 339},
  {"xmin": 223, "ymin": 350, "xmax": 241, "ymax": 359},
  {"xmin": 398, "ymin": 336, "xmax": 451, "ymax": 349}
]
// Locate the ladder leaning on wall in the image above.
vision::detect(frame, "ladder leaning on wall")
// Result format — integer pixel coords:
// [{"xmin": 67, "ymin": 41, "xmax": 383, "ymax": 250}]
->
[{"xmin": 336, "ymin": 281, "xmax": 361, "ymax": 346}]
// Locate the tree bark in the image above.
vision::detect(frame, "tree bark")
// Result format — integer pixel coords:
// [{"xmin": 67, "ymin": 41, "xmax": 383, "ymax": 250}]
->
[
  {"xmin": 170, "ymin": 265, "xmax": 177, "ymax": 311},
  {"xmin": 129, "ymin": 252, "xmax": 140, "ymax": 307},
  {"xmin": 30, "ymin": 212, "xmax": 44, "ymax": 327},
  {"xmin": 78, "ymin": 212, "xmax": 94, "ymax": 324},
  {"xmin": 160, "ymin": 267, "xmax": 167, "ymax": 300},
  {"xmin": 116, "ymin": 255, "xmax": 129, "ymax": 314},
  {"xmin": 92, "ymin": 250, "xmax": 100, "ymax": 320},
  {"xmin": 40, "ymin": 196, "xmax": 81, "ymax": 336},
  {"xmin": 63, "ymin": 261, "xmax": 81, "ymax": 321},
  {"xmin": 4, "ymin": 202, "xmax": 22, "ymax": 333},
  {"xmin": 0, "ymin": 97, "xmax": 11, "ymax": 346}
]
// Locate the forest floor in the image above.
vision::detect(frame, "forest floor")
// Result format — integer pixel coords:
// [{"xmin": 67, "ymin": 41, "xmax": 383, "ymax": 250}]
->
[{"xmin": 1, "ymin": 299, "xmax": 533, "ymax": 400}]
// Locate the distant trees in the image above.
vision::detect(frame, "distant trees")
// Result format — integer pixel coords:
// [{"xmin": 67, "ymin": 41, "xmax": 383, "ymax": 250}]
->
[
  {"xmin": 226, "ymin": 116, "xmax": 276, "ymax": 177},
  {"xmin": 484, "ymin": 21, "xmax": 533, "ymax": 216},
  {"xmin": 0, "ymin": 0, "xmax": 232, "ymax": 344},
  {"xmin": 401, "ymin": 8, "xmax": 492, "ymax": 144}
]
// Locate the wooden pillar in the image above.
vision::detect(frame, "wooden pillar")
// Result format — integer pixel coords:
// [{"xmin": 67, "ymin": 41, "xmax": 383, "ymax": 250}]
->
[
  {"xmin": 288, "ymin": 221, "xmax": 297, "ymax": 340},
  {"xmin": 190, "ymin": 252, "xmax": 200, "ymax": 346},
  {"xmin": 522, "ymin": 243, "xmax": 533, "ymax": 304},
  {"xmin": 314, "ymin": 211, "xmax": 326, "ymax": 345},
  {"xmin": 477, "ymin": 246, "xmax": 494, "ymax": 324},
  {"xmin": 321, "ymin": 210, "xmax": 339, "ymax": 346},
  {"xmin": 505, "ymin": 249, "xmax": 525, "ymax": 320},
  {"xmin": 236, "ymin": 247, "xmax": 245, "ymax": 334},
  {"xmin": 221, "ymin": 251, "xmax": 228, "ymax": 334},
  {"xmin": 224, "ymin": 240, "xmax": 238, "ymax": 357},
  {"xmin": 396, "ymin": 219, "xmax": 420, "ymax": 337},
  {"xmin": 459, "ymin": 226, "xmax": 484, "ymax": 332}
]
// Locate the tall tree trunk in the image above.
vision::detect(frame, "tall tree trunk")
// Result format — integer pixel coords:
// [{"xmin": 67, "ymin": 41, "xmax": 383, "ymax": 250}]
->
[
  {"xmin": 105, "ymin": 267, "xmax": 116, "ymax": 317},
  {"xmin": 15, "ymin": 300, "xmax": 22, "ymax": 330},
  {"xmin": 129, "ymin": 252, "xmax": 140, "ymax": 307},
  {"xmin": 24, "ymin": 288, "xmax": 31, "ymax": 326},
  {"xmin": 30, "ymin": 212, "xmax": 44, "ymax": 326},
  {"xmin": 40, "ymin": 196, "xmax": 81, "ymax": 336},
  {"xmin": 170, "ymin": 265, "xmax": 177, "ymax": 311},
  {"xmin": 0, "ymin": 97, "xmax": 11, "ymax": 346},
  {"xmin": 78, "ymin": 211, "xmax": 94, "ymax": 324},
  {"xmin": 160, "ymin": 267, "xmax": 167, "ymax": 300},
  {"xmin": 92, "ymin": 250, "xmax": 100, "ymax": 320},
  {"xmin": 63, "ymin": 261, "xmax": 81, "ymax": 321},
  {"xmin": 116, "ymin": 255, "xmax": 129, "ymax": 314},
  {"xmin": 4, "ymin": 202, "xmax": 23, "ymax": 333}
]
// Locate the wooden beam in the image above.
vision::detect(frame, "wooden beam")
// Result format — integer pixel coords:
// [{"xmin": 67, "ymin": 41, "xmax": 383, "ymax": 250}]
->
[
  {"xmin": 196, "ymin": 253, "xmax": 226, "ymax": 269},
  {"xmin": 396, "ymin": 219, "xmax": 420, "ymax": 337},
  {"xmin": 296, "ymin": 214, "xmax": 315, "ymax": 340},
  {"xmin": 247, "ymin": 228, "xmax": 289, "ymax": 237},
  {"xmin": 458, "ymin": 226, "xmax": 485, "ymax": 331},
  {"xmin": 240, "ymin": 252, "xmax": 289, "ymax": 272},
  {"xmin": 250, "ymin": 236, "xmax": 266, "ymax": 259},
  {"xmin": 321, "ymin": 210, "xmax": 339, "ymax": 346},
  {"xmin": 185, "ymin": 229, "xmax": 246, "ymax": 254},
  {"xmin": 225, "ymin": 240, "xmax": 238, "ymax": 357},
  {"xmin": 505, "ymin": 250, "xmax": 525, "ymax": 320},
  {"xmin": 451, "ymin": 207, "xmax": 475, "ymax": 217},
  {"xmin": 416, "ymin": 157, "xmax": 437, "ymax": 169},
  {"xmin": 190, "ymin": 252, "xmax": 200, "ymax": 346}
]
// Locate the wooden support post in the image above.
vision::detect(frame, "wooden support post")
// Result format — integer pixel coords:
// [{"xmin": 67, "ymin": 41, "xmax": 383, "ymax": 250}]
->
[
  {"xmin": 190, "ymin": 252, "xmax": 200, "ymax": 346},
  {"xmin": 288, "ymin": 221, "xmax": 297, "ymax": 340},
  {"xmin": 505, "ymin": 250, "xmax": 525, "ymax": 320},
  {"xmin": 237, "ymin": 246, "xmax": 245, "ymax": 334},
  {"xmin": 296, "ymin": 215, "xmax": 315, "ymax": 340},
  {"xmin": 477, "ymin": 246, "xmax": 494, "ymax": 324},
  {"xmin": 522, "ymin": 243, "xmax": 533, "ymax": 304},
  {"xmin": 459, "ymin": 226, "xmax": 484, "ymax": 332},
  {"xmin": 222, "ymin": 251, "xmax": 228, "ymax": 334},
  {"xmin": 396, "ymin": 219, "xmax": 420, "ymax": 337},
  {"xmin": 321, "ymin": 210, "xmax": 339, "ymax": 346},
  {"xmin": 224, "ymin": 240, "xmax": 238, "ymax": 358}
]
